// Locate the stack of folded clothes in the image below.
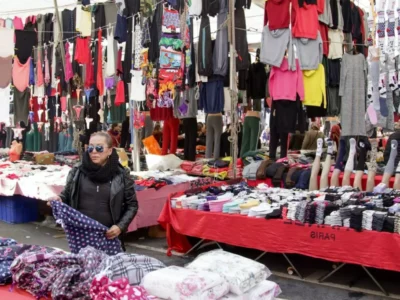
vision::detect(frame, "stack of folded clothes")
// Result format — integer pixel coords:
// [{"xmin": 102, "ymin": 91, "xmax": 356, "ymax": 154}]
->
[
  {"xmin": 394, "ymin": 213, "xmax": 400, "ymax": 234},
  {"xmin": 315, "ymin": 202, "xmax": 326, "ymax": 225},
  {"xmin": 350, "ymin": 207, "xmax": 366, "ymax": 232},
  {"xmin": 223, "ymin": 199, "xmax": 245, "ymax": 214},
  {"xmin": 362, "ymin": 210, "xmax": 375, "ymax": 230},
  {"xmin": 372, "ymin": 211, "xmax": 387, "ymax": 231},
  {"xmin": 239, "ymin": 199, "xmax": 260, "ymax": 215},
  {"xmin": 325, "ymin": 211, "xmax": 342, "ymax": 227},
  {"xmin": 287, "ymin": 202, "xmax": 299, "ymax": 220}
]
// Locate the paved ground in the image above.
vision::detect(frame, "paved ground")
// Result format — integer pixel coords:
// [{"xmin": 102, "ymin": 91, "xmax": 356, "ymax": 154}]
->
[{"xmin": 0, "ymin": 222, "xmax": 395, "ymax": 300}]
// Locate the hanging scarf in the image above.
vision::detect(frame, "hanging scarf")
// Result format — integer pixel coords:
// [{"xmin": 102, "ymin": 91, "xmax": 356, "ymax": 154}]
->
[
  {"xmin": 97, "ymin": 29, "xmax": 104, "ymax": 96},
  {"xmin": 80, "ymin": 148, "xmax": 120, "ymax": 183}
]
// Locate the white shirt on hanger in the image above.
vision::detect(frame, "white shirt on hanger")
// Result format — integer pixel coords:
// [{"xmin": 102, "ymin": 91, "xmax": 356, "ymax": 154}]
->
[
  {"xmin": 0, "ymin": 28, "xmax": 14, "ymax": 57},
  {"xmin": 0, "ymin": 85, "xmax": 11, "ymax": 126}
]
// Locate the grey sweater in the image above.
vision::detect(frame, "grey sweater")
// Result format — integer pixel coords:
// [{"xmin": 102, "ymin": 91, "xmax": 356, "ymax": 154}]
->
[
  {"xmin": 294, "ymin": 32, "xmax": 323, "ymax": 71},
  {"xmin": 173, "ymin": 87, "xmax": 198, "ymax": 119},
  {"xmin": 260, "ymin": 26, "xmax": 295, "ymax": 70}
]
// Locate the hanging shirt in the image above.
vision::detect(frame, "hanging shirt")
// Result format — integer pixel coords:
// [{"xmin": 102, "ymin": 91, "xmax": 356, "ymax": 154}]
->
[
  {"xmin": 303, "ymin": 64, "xmax": 327, "ymax": 108},
  {"xmin": 264, "ymin": 0, "xmax": 294, "ymax": 30},
  {"xmin": 97, "ymin": 30, "xmax": 104, "ymax": 96},
  {"xmin": 0, "ymin": 56, "xmax": 12, "ymax": 88},
  {"xmin": 106, "ymin": 27, "xmax": 116, "ymax": 76},
  {"xmin": 292, "ymin": 1, "xmax": 319, "ymax": 39},
  {"xmin": 0, "ymin": 85, "xmax": 11, "ymax": 125},
  {"xmin": 130, "ymin": 70, "xmax": 146, "ymax": 101},
  {"xmin": 13, "ymin": 87, "xmax": 30, "ymax": 124},
  {"xmin": 12, "ymin": 57, "xmax": 31, "ymax": 92},
  {"xmin": 15, "ymin": 30, "xmax": 38, "ymax": 64},
  {"xmin": 51, "ymin": 200, "xmax": 123, "ymax": 255},
  {"xmin": 0, "ymin": 28, "xmax": 14, "ymax": 57}
]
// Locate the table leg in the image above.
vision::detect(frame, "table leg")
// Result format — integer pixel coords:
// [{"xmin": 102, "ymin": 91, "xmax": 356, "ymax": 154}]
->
[
  {"xmin": 184, "ymin": 239, "xmax": 205, "ymax": 256},
  {"xmin": 254, "ymin": 251, "xmax": 267, "ymax": 262},
  {"xmin": 282, "ymin": 253, "xmax": 303, "ymax": 279},
  {"xmin": 361, "ymin": 266, "xmax": 389, "ymax": 296},
  {"xmin": 318, "ymin": 263, "xmax": 346, "ymax": 282}
]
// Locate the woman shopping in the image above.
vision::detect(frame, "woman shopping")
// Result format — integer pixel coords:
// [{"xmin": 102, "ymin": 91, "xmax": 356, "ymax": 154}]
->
[{"xmin": 52, "ymin": 132, "xmax": 138, "ymax": 242}]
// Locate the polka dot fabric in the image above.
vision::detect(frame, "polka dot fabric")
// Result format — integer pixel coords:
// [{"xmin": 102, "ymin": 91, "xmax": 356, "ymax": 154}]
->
[
  {"xmin": 90, "ymin": 275, "xmax": 157, "ymax": 300},
  {"xmin": 51, "ymin": 201, "xmax": 123, "ymax": 255}
]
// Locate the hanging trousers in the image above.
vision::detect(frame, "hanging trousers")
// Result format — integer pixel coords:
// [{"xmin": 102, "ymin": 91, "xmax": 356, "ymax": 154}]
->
[
  {"xmin": 240, "ymin": 116, "xmax": 261, "ymax": 157},
  {"xmin": 206, "ymin": 115, "xmax": 223, "ymax": 159},
  {"xmin": 162, "ymin": 117, "xmax": 179, "ymax": 155},
  {"xmin": 183, "ymin": 118, "xmax": 197, "ymax": 161},
  {"xmin": 269, "ymin": 126, "xmax": 289, "ymax": 159}
]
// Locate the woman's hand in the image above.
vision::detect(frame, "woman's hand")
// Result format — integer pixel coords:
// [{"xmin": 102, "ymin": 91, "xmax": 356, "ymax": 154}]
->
[
  {"xmin": 46, "ymin": 196, "xmax": 62, "ymax": 206},
  {"xmin": 106, "ymin": 225, "xmax": 122, "ymax": 239}
]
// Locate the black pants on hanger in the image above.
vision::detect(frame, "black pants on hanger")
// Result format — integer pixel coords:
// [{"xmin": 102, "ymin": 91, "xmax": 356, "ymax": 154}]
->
[
  {"xmin": 183, "ymin": 118, "xmax": 197, "ymax": 161},
  {"xmin": 269, "ymin": 126, "xmax": 289, "ymax": 159}
]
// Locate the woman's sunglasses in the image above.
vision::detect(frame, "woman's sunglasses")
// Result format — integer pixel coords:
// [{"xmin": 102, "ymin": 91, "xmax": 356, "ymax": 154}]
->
[{"xmin": 88, "ymin": 145, "xmax": 106, "ymax": 153}]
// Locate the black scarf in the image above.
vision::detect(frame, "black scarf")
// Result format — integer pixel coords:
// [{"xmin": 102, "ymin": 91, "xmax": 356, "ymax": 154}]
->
[{"xmin": 80, "ymin": 148, "xmax": 120, "ymax": 183}]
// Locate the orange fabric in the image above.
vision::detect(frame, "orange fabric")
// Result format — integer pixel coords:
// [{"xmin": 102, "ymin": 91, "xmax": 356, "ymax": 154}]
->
[{"xmin": 143, "ymin": 135, "xmax": 162, "ymax": 155}]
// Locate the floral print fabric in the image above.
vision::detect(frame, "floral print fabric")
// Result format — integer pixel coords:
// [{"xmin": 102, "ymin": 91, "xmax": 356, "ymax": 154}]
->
[
  {"xmin": 186, "ymin": 250, "xmax": 271, "ymax": 295},
  {"xmin": 142, "ymin": 266, "xmax": 229, "ymax": 300},
  {"xmin": 51, "ymin": 200, "xmax": 123, "ymax": 255},
  {"xmin": 90, "ymin": 276, "xmax": 157, "ymax": 300},
  {"xmin": 11, "ymin": 246, "xmax": 108, "ymax": 300},
  {"xmin": 0, "ymin": 238, "xmax": 55, "ymax": 285}
]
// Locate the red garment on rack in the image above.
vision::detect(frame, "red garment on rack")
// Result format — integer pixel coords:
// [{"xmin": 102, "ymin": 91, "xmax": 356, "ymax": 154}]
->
[
  {"xmin": 96, "ymin": 30, "xmax": 104, "ymax": 96},
  {"xmin": 85, "ymin": 50, "xmax": 94, "ymax": 88}
]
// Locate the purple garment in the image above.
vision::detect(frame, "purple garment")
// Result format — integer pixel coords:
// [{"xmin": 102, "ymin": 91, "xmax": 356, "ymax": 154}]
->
[
  {"xmin": 29, "ymin": 59, "xmax": 35, "ymax": 86},
  {"xmin": 51, "ymin": 201, "xmax": 123, "ymax": 255},
  {"xmin": 105, "ymin": 77, "xmax": 115, "ymax": 89}
]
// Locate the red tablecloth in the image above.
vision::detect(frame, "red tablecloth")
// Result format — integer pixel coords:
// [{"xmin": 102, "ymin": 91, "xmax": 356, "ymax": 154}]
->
[
  {"xmin": 247, "ymin": 173, "xmax": 395, "ymax": 191},
  {"xmin": 128, "ymin": 182, "xmax": 191, "ymax": 232},
  {"xmin": 0, "ymin": 286, "xmax": 36, "ymax": 299},
  {"xmin": 159, "ymin": 197, "xmax": 400, "ymax": 272}
]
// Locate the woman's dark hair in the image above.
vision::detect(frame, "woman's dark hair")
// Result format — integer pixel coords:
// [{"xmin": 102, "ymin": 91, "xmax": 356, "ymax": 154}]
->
[
  {"xmin": 111, "ymin": 123, "xmax": 119, "ymax": 130},
  {"xmin": 90, "ymin": 132, "xmax": 113, "ymax": 148}
]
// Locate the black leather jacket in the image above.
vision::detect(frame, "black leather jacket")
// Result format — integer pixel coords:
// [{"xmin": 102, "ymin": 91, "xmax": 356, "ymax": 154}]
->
[{"xmin": 59, "ymin": 164, "xmax": 138, "ymax": 233}]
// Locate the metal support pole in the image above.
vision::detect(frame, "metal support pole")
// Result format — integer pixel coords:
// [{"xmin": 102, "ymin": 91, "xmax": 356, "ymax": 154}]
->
[
  {"xmin": 130, "ymin": 101, "xmax": 141, "ymax": 172},
  {"xmin": 228, "ymin": 0, "xmax": 238, "ymax": 178}
]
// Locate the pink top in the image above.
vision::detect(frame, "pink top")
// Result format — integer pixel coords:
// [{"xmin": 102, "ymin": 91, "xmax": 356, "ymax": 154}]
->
[
  {"xmin": 12, "ymin": 57, "xmax": 31, "ymax": 92},
  {"xmin": 13, "ymin": 17, "xmax": 23, "ymax": 29},
  {"xmin": 269, "ymin": 58, "xmax": 305, "ymax": 101},
  {"xmin": 36, "ymin": 56, "xmax": 44, "ymax": 86},
  {"xmin": 64, "ymin": 42, "xmax": 73, "ymax": 82}
]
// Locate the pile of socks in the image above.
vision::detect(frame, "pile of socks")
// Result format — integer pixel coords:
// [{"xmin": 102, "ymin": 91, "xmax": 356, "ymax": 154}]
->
[
  {"xmin": 287, "ymin": 202, "xmax": 299, "ymax": 220},
  {"xmin": 371, "ymin": 197, "xmax": 384, "ymax": 208},
  {"xmin": 324, "ymin": 211, "xmax": 342, "ymax": 227},
  {"xmin": 304, "ymin": 203, "xmax": 316, "ymax": 224},
  {"xmin": 350, "ymin": 207, "xmax": 366, "ymax": 232},
  {"xmin": 248, "ymin": 203, "xmax": 279, "ymax": 218},
  {"xmin": 239, "ymin": 199, "xmax": 260, "ymax": 215},
  {"xmin": 339, "ymin": 206, "xmax": 352, "ymax": 220},
  {"xmin": 343, "ymin": 218, "xmax": 350, "ymax": 228},
  {"xmin": 362, "ymin": 210, "xmax": 375, "ymax": 231},
  {"xmin": 372, "ymin": 211, "xmax": 387, "ymax": 231},
  {"xmin": 315, "ymin": 202, "xmax": 326, "ymax": 225},
  {"xmin": 394, "ymin": 213, "xmax": 400, "ymax": 234},
  {"xmin": 383, "ymin": 216, "xmax": 396, "ymax": 232},
  {"xmin": 223, "ymin": 199, "xmax": 245, "ymax": 214},
  {"xmin": 296, "ymin": 201, "xmax": 308, "ymax": 223}
]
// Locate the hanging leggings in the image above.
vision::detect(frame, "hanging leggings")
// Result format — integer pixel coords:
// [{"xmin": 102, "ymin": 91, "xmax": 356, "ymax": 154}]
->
[
  {"xmin": 269, "ymin": 126, "xmax": 289, "ymax": 159},
  {"xmin": 183, "ymin": 118, "xmax": 198, "ymax": 161},
  {"xmin": 240, "ymin": 116, "xmax": 261, "ymax": 157},
  {"xmin": 206, "ymin": 115, "xmax": 223, "ymax": 159},
  {"xmin": 162, "ymin": 117, "xmax": 179, "ymax": 155}
]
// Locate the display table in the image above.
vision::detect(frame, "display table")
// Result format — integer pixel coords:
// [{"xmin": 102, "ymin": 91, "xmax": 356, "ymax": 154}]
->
[
  {"xmin": 159, "ymin": 197, "xmax": 400, "ymax": 273},
  {"xmin": 128, "ymin": 182, "xmax": 191, "ymax": 232},
  {"xmin": 247, "ymin": 173, "xmax": 396, "ymax": 190}
]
